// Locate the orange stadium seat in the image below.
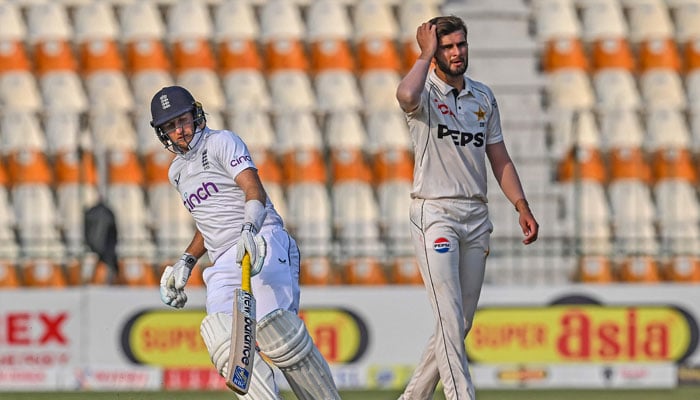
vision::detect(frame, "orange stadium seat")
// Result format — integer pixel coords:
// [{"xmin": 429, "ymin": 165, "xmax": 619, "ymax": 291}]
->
[
  {"xmin": 167, "ymin": 0, "xmax": 217, "ymax": 74},
  {"xmin": 651, "ymin": 148, "xmax": 697, "ymax": 183},
  {"xmin": 590, "ymin": 38, "xmax": 636, "ymax": 72},
  {"xmin": 276, "ymin": 112, "xmax": 327, "ymax": 184},
  {"xmin": 390, "ymin": 256, "xmax": 423, "ymax": 285},
  {"xmin": 125, "ymin": 38, "xmax": 171, "ymax": 74},
  {"xmin": 330, "ymin": 148, "xmax": 374, "ymax": 184},
  {"xmin": 645, "ymin": 109, "xmax": 693, "ymax": 179},
  {"xmin": 281, "ymin": 149, "xmax": 328, "ymax": 185},
  {"xmin": 263, "ymin": 39, "xmax": 309, "ymax": 72},
  {"xmin": 260, "ymin": 0, "xmax": 308, "ymax": 72},
  {"xmin": 251, "ymin": 148, "xmax": 283, "ymax": 188},
  {"xmin": 354, "ymin": 0, "xmax": 402, "ymax": 73},
  {"xmin": 618, "ymin": 255, "xmax": 661, "ymax": 283},
  {"xmin": 120, "ymin": 1, "xmax": 171, "ymax": 74},
  {"xmin": 0, "ymin": 38, "xmax": 31, "ymax": 73},
  {"xmin": 168, "ymin": 2, "xmax": 224, "ymax": 116},
  {"xmin": 215, "ymin": 0, "xmax": 264, "ymax": 73},
  {"xmin": 342, "ymin": 256, "xmax": 388, "ymax": 286},
  {"xmin": 108, "ymin": 149, "xmax": 145, "ymax": 186},
  {"xmin": 608, "ymin": 147, "xmax": 651, "ymax": 183},
  {"xmin": 542, "ymin": 37, "xmax": 589, "ymax": 72},
  {"xmin": 89, "ymin": 260, "xmax": 117, "ymax": 285},
  {"xmin": 577, "ymin": 255, "xmax": 614, "ymax": 283},
  {"xmin": 307, "ymin": 0, "xmax": 355, "ymax": 74},
  {"xmin": 326, "ymin": 111, "xmax": 373, "ymax": 185},
  {"xmin": 300, "ymin": 256, "xmax": 341, "ymax": 286},
  {"xmin": 144, "ymin": 151, "xmax": 175, "ymax": 186},
  {"xmin": 172, "ymin": 37, "xmax": 217, "ymax": 74},
  {"xmin": 6, "ymin": 149, "xmax": 53, "ymax": 186},
  {"xmin": 219, "ymin": 38, "xmax": 264, "ymax": 73},
  {"xmin": 21, "ymin": 258, "xmax": 67, "ymax": 287},
  {"xmin": 601, "ymin": 110, "xmax": 650, "ymax": 183},
  {"xmin": 557, "ymin": 147, "xmax": 607, "ymax": 183},
  {"xmin": 638, "ymin": 38, "xmax": 682, "ymax": 73},
  {"xmin": 683, "ymin": 38, "xmax": 700, "ymax": 73},
  {"xmin": 78, "ymin": 36, "xmax": 124, "ymax": 75},
  {"xmin": 119, "ymin": 257, "xmax": 158, "ymax": 287},
  {"xmin": 373, "ymin": 147, "xmax": 414, "ymax": 185},
  {"xmin": 366, "ymin": 110, "xmax": 414, "ymax": 182},
  {"xmin": 27, "ymin": 3, "xmax": 77, "ymax": 76},
  {"xmin": 54, "ymin": 150, "xmax": 98, "ymax": 186},
  {"xmin": 74, "ymin": 1, "xmax": 124, "ymax": 75},
  {"xmin": 0, "ymin": 2, "xmax": 30, "ymax": 73},
  {"xmin": 0, "ymin": 260, "xmax": 21, "ymax": 288},
  {"xmin": 664, "ymin": 256, "xmax": 700, "ymax": 282}
]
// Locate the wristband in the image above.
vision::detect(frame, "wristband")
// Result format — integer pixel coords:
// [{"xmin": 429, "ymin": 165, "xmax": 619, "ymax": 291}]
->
[
  {"xmin": 181, "ymin": 253, "xmax": 197, "ymax": 269},
  {"xmin": 244, "ymin": 199, "xmax": 267, "ymax": 232}
]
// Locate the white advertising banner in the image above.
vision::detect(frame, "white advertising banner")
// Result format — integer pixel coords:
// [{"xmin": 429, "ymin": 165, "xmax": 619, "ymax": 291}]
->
[
  {"xmin": 1, "ymin": 283, "xmax": 698, "ymax": 390},
  {"xmin": 0, "ymin": 289, "xmax": 82, "ymax": 369}
]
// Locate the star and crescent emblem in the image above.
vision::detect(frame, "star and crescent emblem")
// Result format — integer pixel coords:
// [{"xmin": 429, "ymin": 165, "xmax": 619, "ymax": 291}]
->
[{"xmin": 473, "ymin": 106, "xmax": 486, "ymax": 121}]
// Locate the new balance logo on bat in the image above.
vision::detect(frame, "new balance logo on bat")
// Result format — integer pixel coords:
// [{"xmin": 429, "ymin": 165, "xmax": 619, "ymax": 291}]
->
[{"xmin": 437, "ymin": 124, "xmax": 484, "ymax": 147}]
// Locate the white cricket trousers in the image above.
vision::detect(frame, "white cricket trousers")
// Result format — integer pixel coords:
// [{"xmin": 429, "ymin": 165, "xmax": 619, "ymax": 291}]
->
[
  {"xmin": 203, "ymin": 227, "xmax": 301, "ymax": 320},
  {"xmin": 402, "ymin": 198, "xmax": 492, "ymax": 400}
]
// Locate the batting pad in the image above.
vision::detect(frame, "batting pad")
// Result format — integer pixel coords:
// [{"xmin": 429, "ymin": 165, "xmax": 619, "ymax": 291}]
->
[
  {"xmin": 200, "ymin": 313, "xmax": 282, "ymax": 400},
  {"xmin": 257, "ymin": 309, "xmax": 340, "ymax": 400}
]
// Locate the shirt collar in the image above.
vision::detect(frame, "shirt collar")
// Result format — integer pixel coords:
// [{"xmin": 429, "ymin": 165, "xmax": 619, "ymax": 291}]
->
[{"xmin": 428, "ymin": 68, "xmax": 472, "ymax": 97}]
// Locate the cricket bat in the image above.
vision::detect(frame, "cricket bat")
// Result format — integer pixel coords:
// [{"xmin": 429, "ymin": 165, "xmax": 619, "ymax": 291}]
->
[{"xmin": 226, "ymin": 253, "xmax": 257, "ymax": 394}]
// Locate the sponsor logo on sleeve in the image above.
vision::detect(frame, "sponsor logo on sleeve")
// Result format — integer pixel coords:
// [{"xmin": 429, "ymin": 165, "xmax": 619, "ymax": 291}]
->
[{"xmin": 230, "ymin": 155, "xmax": 252, "ymax": 168}]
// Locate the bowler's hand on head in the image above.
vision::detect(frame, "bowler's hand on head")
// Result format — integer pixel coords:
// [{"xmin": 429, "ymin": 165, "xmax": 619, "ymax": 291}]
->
[{"xmin": 416, "ymin": 22, "xmax": 438, "ymax": 60}]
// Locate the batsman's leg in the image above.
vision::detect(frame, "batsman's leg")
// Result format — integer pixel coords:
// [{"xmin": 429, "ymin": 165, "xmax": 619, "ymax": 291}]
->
[
  {"xmin": 257, "ymin": 309, "xmax": 341, "ymax": 400},
  {"xmin": 200, "ymin": 313, "xmax": 282, "ymax": 400}
]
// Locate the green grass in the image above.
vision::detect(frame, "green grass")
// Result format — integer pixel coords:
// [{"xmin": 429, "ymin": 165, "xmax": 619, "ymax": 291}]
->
[{"xmin": 2, "ymin": 388, "xmax": 700, "ymax": 400}]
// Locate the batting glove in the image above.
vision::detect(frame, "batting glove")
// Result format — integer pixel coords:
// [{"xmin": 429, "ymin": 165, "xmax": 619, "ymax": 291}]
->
[
  {"xmin": 235, "ymin": 222, "xmax": 267, "ymax": 276},
  {"xmin": 159, "ymin": 253, "xmax": 197, "ymax": 308}
]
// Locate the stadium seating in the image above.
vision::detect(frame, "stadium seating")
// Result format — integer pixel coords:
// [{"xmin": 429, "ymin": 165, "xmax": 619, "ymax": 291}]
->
[{"xmin": 1, "ymin": 0, "xmax": 700, "ymax": 287}]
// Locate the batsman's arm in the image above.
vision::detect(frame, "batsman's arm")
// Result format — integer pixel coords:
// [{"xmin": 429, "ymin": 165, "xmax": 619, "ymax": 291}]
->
[{"xmin": 184, "ymin": 228, "xmax": 207, "ymax": 261}]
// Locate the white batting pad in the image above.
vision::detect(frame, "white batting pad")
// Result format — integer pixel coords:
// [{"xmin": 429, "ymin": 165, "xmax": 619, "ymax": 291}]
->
[
  {"xmin": 257, "ymin": 309, "xmax": 340, "ymax": 400},
  {"xmin": 200, "ymin": 313, "xmax": 281, "ymax": 400}
]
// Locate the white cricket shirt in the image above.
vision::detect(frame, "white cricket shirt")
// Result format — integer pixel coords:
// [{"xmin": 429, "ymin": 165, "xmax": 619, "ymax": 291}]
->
[
  {"xmin": 406, "ymin": 69, "xmax": 504, "ymax": 201},
  {"xmin": 168, "ymin": 127, "xmax": 283, "ymax": 262}
]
